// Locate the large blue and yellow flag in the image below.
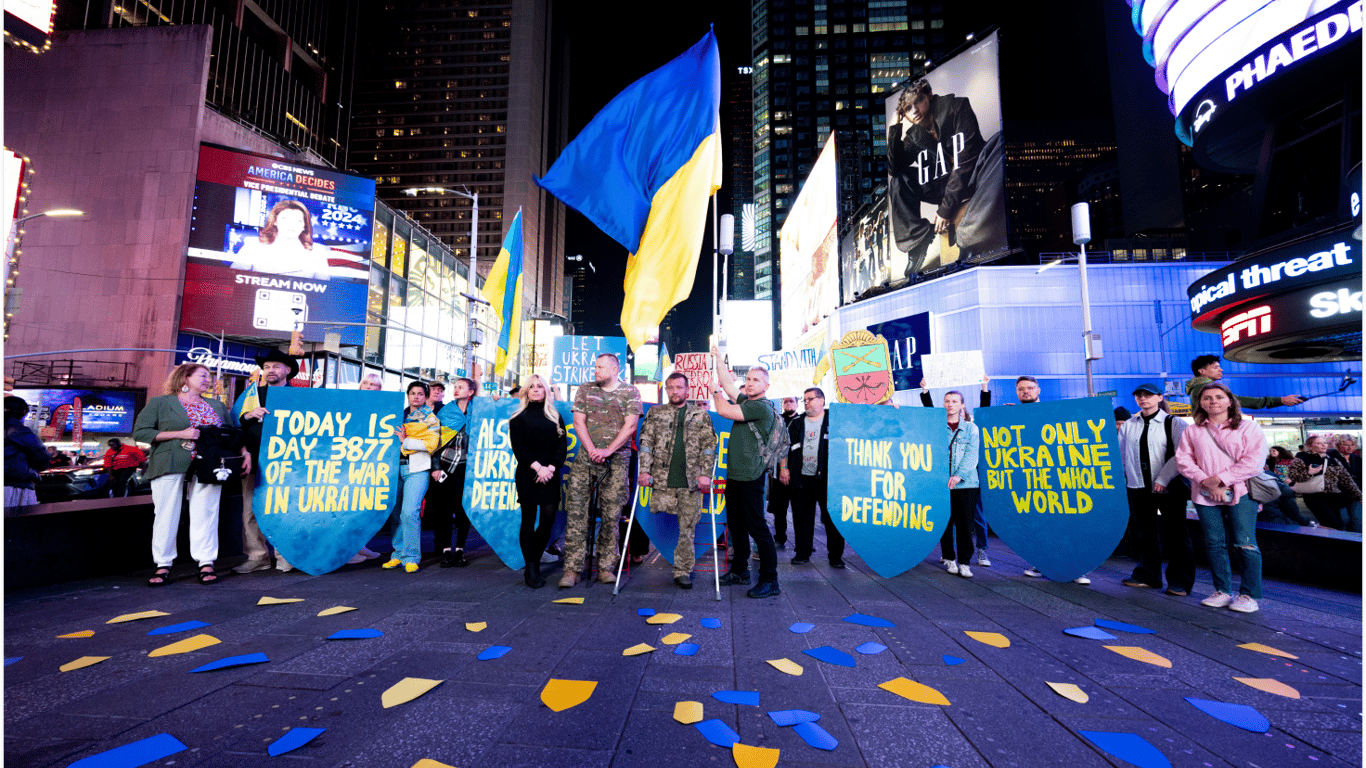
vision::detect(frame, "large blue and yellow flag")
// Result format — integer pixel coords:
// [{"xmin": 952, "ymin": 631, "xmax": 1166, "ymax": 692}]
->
[
  {"xmin": 535, "ymin": 30, "xmax": 722, "ymax": 351},
  {"xmin": 481, "ymin": 209, "xmax": 524, "ymax": 377}
]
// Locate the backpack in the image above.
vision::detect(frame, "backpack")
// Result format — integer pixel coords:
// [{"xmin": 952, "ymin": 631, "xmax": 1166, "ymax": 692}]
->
[{"xmin": 745, "ymin": 399, "xmax": 787, "ymax": 476}]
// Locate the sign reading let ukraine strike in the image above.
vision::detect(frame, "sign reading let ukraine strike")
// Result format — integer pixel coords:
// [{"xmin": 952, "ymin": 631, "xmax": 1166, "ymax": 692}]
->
[
  {"xmin": 974, "ymin": 397, "xmax": 1128, "ymax": 582},
  {"xmin": 826, "ymin": 403, "xmax": 950, "ymax": 577},
  {"xmin": 253, "ymin": 388, "xmax": 402, "ymax": 575}
]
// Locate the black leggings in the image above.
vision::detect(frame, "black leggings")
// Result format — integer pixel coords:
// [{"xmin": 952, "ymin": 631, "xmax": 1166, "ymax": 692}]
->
[
  {"xmin": 940, "ymin": 487, "xmax": 979, "ymax": 564},
  {"xmin": 431, "ymin": 465, "xmax": 470, "ymax": 550},
  {"xmin": 517, "ymin": 474, "xmax": 557, "ymax": 566}
]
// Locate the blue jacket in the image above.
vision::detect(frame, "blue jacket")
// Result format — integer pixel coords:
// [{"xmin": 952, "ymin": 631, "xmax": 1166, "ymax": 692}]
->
[
  {"xmin": 946, "ymin": 420, "xmax": 980, "ymax": 489},
  {"xmin": 5, "ymin": 415, "xmax": 49, "ymax": 487}
]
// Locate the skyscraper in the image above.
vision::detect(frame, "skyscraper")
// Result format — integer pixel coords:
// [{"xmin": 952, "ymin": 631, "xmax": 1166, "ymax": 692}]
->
[{"xmin": 727, "ymin": 66, "xmax": 756, "ymax": 301}]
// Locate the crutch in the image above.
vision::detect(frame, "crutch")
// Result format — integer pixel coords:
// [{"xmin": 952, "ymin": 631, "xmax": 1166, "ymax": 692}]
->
[
  {"xmin": 709, "ymin": 457, "xmax": 722, "ymax": 601},
  {"xmin": 613, "ymin": 483, "xmax": 642, "ymax": 595}
]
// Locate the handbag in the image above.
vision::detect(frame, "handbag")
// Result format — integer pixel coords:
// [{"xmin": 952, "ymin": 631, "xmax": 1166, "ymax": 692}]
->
[
  {"xmin": 1202, "ymin": 426, "xmax": 1279, "ymax": 503},
  {"xmin": 1289, "ymin": 470, "xmax": 1326, "ymax": 495},
  {"xmin": 190, "ymin": 425, "xmax": 246, "ymax": 484}
]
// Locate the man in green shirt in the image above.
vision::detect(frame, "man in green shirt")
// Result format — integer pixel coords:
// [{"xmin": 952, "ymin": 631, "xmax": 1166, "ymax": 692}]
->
[
  {"xmin": 711, "ymin": 348, "xmax": 781, "ymax": 598},
  {"xmin": 1185, "ymin": 355, "xmax": 1304, "ymax": 410}
]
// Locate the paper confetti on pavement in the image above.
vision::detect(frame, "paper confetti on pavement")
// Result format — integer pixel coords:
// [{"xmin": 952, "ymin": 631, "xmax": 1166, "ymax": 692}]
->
[
  {"xmin": 661, "ymin": 633, "xmax": 692, "ymax": 645},
  {"xmin": 732, "ymin": 742, "xmax": 780, "ymax": 768},
  {"xmin": 1185, "ymin": 697, "xmax": 1270, "ymax": 733},
  {"xmin": 478, "ymin": 646, "xmax": 512, "ymax": 661},
  {"xmin": 713, "ymin": 690, "xmax": 761, "ymax": 706},
  {"xmin": 1103, "ymin": 646, "xmax": 1172, "ymax": 668},
  {"xmin": 674, "ymin": 643, "xmax": 700, "ymax": 656},
  {"xmin": 1237, "ymin": 642, "xmax": 1298, "ymax": 659},
  {"xmin": 57, "ymin": 630, "xmax": 95, "ymax": 639},
  {"xmin": 623, "ymin": 643, "xmax": 655, "ymax": 657},
  {"xmin": 256, "ymin": 597, "xmax": 304, "ymax": 606},
  {"xmin": 60, "ymin": 656, "xmax": 110, "ymax": 672},
  {"xmin": 540, "ymin": 679, "xmax": 597, "ymax": 712},
  {"xmin": 66, "ymin": 733, "xmax": 187, "ymax": 768},
  {"xmin": 856, "ymin": 642, "xmax": 887, "ymax": 655},
  {"xmin": 803, "ymin": 646, "xmax": 856, "ymax": 667},
  {"xmin": 1078, "ymin": 730, "xmax": 1173, "ymax": 768},
  {"xmin": 189, "ymin": 653, "xmax": 269, "ymax": 673},
  {"xmin": 638, "ymin": 608, "xmax": 656, "ymax": 616},
  {"xmin": 768, "ymin": 710, "xmax": 820, "ymax": 726},
  {"xmin": 327, "ymin": 629, "xmax": 383, "ymax": 640},
  {"xmin": 700, "ymin": 618, "xmax": 722, "ymax": 628},
  {"xmin": 789, "ymin": 622, "xmax": 815, "ymax": 633},
  {"xmin": 843, "ymin": 613, "xmax": 895, "ymax": 627},
  {"xmin": 766, "ymin": 658, "xmax": 804, "ymax": 676},
  {"xmin": 410, "ymin": 761, "xmax": 456, "ymax": 768},
  {"xmin": 1065, "ymin": 626, "xmax": 1117, "ymax": 641},
  {"xmin": 106, "ymin": 610, "xmax": 170, "ymax": 624},
  {"xmin": 465, "ymin": 622, "xmax": 487, "ymax": 632},
  {"xmin": 646, "ymin": 612, "xmax": 683, "ymax": 625},
  {"xmin": 147, "ymin": 621, "xmax": 211, "ymax": 636},
  {"xmin": 1046, "ymin": 682, "xmax": 1089, "ymax": 704},
  {"xmin": 1095, "ymin": 618, "xmax": 1156, "ymax": 634},
  {"xmin": 942, "ymin": 654, "xmax": 966, "ymax": 666},
  {"xmin": 878, "ymin": 677, "xmax": 950, "ymax": 706},
  {"xmin": 695, "ymin": 719, "xmax": 740, "ymax": 747},
  {"xmin": 674, "ymin": 701, "xmax": 704, "ymax": 724},
  {"xmin": 1233, "ymin": 677, "xmax": 1300, "ymax": 699},
  {"xmin": 317, "ymin": 606, "xmax": 357, "ymax": 617},
  {"xmin": 964, "ymin": 631, "xmax": 1010, "ymax": 648},
  {"xmin": 149, "ymin": 634, "xmax": 220, "ymax": 658},
  {"xmin": 268, "ymin": 727, "xmax": 325, "ymax": 757},
  {"xmin": 553, "ymin": 597, "xmax": 585, "ymax": 605},
  {"xmin": 794, "ymin": 721, "xmax": 839, "ymax": 750},
  {"xmin": 382, "ymin": 678, "xmax": 443, "ymax": 708}
]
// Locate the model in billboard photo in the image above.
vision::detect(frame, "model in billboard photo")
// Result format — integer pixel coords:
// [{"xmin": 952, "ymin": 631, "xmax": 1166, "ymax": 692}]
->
[
  {"xmin": 229, "ymin": 200, "xmax": 333, "ymax": 281},
  {"xmin": 887, "ymin": 79, "xmax": 1006, "ymax": 275}
]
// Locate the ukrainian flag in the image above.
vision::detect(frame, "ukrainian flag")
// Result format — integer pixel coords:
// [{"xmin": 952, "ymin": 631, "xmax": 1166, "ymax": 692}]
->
[
  {"xmin": 481, "ymin": 210, "xmax": 524, "ymax": 377},
  {"xmin": 535, "ymin": 30, "xmax": 722, "ymax": 351}
]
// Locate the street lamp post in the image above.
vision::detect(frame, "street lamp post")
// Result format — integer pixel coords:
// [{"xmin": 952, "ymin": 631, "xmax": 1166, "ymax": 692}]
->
[
  {"xmin": 6, "ymin": 209, "xmax": 84, "ymax": 338},
  {"xmin": 1070, "ymin": 203, "xmax": 1097, "ymax": 397},
  {"xmin": 402, "ymin": 186, "xmax": 480, "ymax": 381}
]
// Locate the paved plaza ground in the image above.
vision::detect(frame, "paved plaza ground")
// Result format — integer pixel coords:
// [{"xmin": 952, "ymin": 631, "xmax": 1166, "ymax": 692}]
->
[{"xmin": 4, "ymin": 533, "xmax": 1361, "ymax": 768}]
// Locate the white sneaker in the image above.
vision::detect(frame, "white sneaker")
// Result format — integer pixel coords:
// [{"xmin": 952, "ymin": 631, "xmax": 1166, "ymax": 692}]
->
[
  {"xmin": 975, "ymin": 550, "xmax": 991, "ymax": 567},
  {"xmin": 946, "ymin": 561, "xmax": 960, "ymax": 575},
  {"xmin": 1201, "ymin": 591, "xmax": 1234, "ymax": 608},
  {"xmin": 958, "ymin": 565, "xmax": 973, "ymax": 579},
  {"xmin": 940, "ymin": 558, "xmax": 953, "ymax": 568},
  {"xmin": 1228, "ymin": 595, "xmax": 1259, "ymax": 613},
  {"xmin": 1074, "ymin": 575, "xmax": 1092, "ymax": 585},
  {"xmin": 1023, "ymin": 567, "xmax": 1042, "ymax": 578}
]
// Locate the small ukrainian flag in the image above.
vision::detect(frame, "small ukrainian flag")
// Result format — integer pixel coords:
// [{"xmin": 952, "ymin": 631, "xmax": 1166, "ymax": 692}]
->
[{"xmin": 481, "ymin": 210, "xmax": 524, "ymax": 377}]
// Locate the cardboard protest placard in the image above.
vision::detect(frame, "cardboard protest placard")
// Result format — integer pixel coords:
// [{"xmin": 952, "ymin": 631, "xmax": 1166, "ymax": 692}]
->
[
  {"xmin": 920, "ymin": 350, "xmax": 985, "ymax": 389},
  {"xmin": 831, "ymin": 330, "xmax": 893, "ymax": 404},
  {"xmin": 552, "ymin": 336, "xmax": 628, "ymax": 386},
  {"xmin": 671, "ymin": 353, "xmax": 715, "ymax": 401},
  {"xmin": 974, "ymin": 397, "xmax": 1129, "ymax": 582},
  {"xmin": 254, "ymin": 388, "xmax": 402, "ymax": 575}
]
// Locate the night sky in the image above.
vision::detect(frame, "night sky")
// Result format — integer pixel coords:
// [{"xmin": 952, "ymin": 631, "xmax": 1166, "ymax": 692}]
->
[{"xmin": 558, "ymin": 1, "xmax": 1120, "ymax": 351}]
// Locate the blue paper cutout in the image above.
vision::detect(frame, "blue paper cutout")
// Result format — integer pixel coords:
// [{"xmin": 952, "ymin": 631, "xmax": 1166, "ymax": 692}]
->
[
  {"xmin": 638, "ymin": 608, "xmax": 656, "ymax": 616},
  {"xmin": 700, "ymin": 618, "xmax": 722, "ymax": 628},
  {"xmin": 856, "ymin": 642, "xmax": 888, "ymax": 655},
  {"xmin": 768, "ymin": 710, "xmax": 821, "ymax": 726},
  {"xmin": 268, "ymin": 727, "xmax": 325, "ymax": 757},
  {"xmin": 327, "ymin": 629, "xmax": 383, "ymax": 640},
  {"xmin": 942, "ymin": 654, "xmax": 966, "ymax": 666},
  {"xmin": 1184, "ymin": 698, "xmax": 1270, "ymax": 733},
  {"xmin": 803, "ymin": 646, "xmax": 856, "ymax": 667},
  {"xmin": 713, "ymin": 690, "xmax": 760, "ymax": 706},
  {"xmin": 843, "ymin": 613, "xmax": 895, "ymax": 628},
  {"xmin": 5, "ymin": 657, "xmax": 20, "ymax": 665},
  {"xmin": 630, "ymin": 406, "xmax": 732, "ymax": 564},
  {"xmin": 1078, "ymin": 731, "xmax": 1173, "ymax": 768},
  {"xmin": 794, "ymin": 721, "xmax": 839, "ymax": 751},
  {"xmin": 188, "ymin": 652, "xmax": 269, "ymax": 673},
  {"xmin": 1095, "ymin": 618, "xmax": 1156, "ymax": 634},
  {"xmin": 147, "ymin": 620, "xmax": 211, "ymax": 636},
  {"xmin": 478, "ymin": 645, "xmax": 512, "ymax": 660},
  {"xmin": 694, "ymin": 719, "xmax": 740, "ymax": 747},
  {"xmin": 674, "ymin": 643, "xmax": 700, "ymax": 656},
  {"xmin": 789, "ymin": 622, "xmax": 815, "ymax": 633},
  {"xmin": 1065, "ymin": 626, "xmax": 1118, "ymax": 641},
  {"xmin": 68, "ymin": 733, "xmax": 188, "ymax": 768}
]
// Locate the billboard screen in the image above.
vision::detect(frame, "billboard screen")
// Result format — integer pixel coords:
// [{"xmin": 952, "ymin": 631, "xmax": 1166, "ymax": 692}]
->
[
  {"xmin": 885, "ymin": 30, "xmax": 1007, "ymax": 276},
  {"xmin": 180, "ymin": 144, "xmax": 377, "ymax": 346},
  {"xmin": 841, "ymin": 199, "xmax": 896, "ymax": 303},
  {"xmin": 10, "ymin": 388, "xmax": 142, "ymax": 434},
  {"xmin": 779, "ymin": 133, "xmax": 840, "ymax": 348}
]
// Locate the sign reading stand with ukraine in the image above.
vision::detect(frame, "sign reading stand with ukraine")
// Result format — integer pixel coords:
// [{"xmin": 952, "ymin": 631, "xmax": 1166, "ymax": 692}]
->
[{"xmin": 535, "ymin": 30, "xmax": 722, "ymax": 351}]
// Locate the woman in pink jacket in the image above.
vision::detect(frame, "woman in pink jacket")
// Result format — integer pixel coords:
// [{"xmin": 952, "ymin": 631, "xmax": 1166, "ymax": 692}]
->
[{"xmin": 1175, "ymin": 382, "xmax": 1268, "ymax": 613}]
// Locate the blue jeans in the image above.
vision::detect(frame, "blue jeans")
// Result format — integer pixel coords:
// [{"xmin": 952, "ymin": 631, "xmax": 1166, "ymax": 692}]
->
[
  {"xmin": 1194, "ymin": 496, "xmax": 1262, "ymax": 599},
  {"xmin": 972, "ymin": 495, "xmax": 989, "ymax": 552},
  {"xmin": 389, "ymin": 464, "xmax": 431, "ymax": 564}
]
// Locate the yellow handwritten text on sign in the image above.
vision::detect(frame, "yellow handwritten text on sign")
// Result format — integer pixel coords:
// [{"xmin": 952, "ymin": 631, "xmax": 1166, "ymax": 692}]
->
[
  {"xmin": 468, "ymin": 416, "xmax": 520, "ymax": 512},
  {"xmin": 262, "ymin": 408, "xmax": 397, "ymax": 515},
  {"xmin": 980, "ymin": 419, "xmax": 1115, "ymax": 515},
  {"xmin": 839, "ymin": 438, "xmax": 936, "ymax": 531}
]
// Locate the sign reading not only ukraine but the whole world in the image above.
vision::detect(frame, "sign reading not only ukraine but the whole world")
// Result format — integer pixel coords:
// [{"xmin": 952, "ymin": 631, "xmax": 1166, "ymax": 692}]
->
[{"xmin": 253, "ymin": 388, "xmax": 402, "ymax": 575}]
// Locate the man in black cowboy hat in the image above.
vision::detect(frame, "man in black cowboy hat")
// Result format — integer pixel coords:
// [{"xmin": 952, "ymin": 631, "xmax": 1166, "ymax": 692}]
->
[{"xmin": 230, "ymin": 348, "xmax": 300, "ymax": 573}]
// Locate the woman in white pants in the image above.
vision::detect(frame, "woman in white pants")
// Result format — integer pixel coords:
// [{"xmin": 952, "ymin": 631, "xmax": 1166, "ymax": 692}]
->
[{"xmin": 133, "ymin": 364, "xmax": 245, "ymax": 586}]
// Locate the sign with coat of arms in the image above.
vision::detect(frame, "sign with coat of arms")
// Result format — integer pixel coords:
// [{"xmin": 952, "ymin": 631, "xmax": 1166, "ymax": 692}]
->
[{"xmin": 831, "ymin": 330, "xmax": 893, "ymax": 405}]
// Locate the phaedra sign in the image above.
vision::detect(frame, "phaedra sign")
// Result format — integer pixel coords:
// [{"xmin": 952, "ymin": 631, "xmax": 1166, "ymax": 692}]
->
[{"xmin": 1190, "ymin": 240, "xmax": 1354, "ymax": 317}]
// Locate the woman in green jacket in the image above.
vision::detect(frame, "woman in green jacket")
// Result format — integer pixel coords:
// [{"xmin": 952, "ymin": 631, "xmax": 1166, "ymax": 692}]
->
[{"xmin": 133, "ymin": 364, "xmax": 245, "ymax": 586}]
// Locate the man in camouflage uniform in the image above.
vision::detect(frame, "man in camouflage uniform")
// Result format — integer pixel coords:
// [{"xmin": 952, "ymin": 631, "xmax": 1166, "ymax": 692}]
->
[
  {"xmin": 639, "ymin": 372, "xmax": 718, "ymax": 589},
  {"xmin": 561, "ymin": 353, "xmax": 643, "ymax": 587}
]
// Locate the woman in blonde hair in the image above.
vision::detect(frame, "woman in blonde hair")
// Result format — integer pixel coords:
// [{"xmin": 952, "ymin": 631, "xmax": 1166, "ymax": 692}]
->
[
  {"xmin": 508, "ymin": 375, "xmax": 567, "ymax": 588},
  {"xmin": 132, "ymin": 364, "xmax": 242, "ymax": 586}
]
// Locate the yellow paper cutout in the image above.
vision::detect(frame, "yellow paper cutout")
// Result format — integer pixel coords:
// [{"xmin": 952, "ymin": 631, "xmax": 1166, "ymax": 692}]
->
[
  {"xmin": 57, "ymin": 630, "xmax": 94, "ymax": 639},
  {"xmin": 257, "ymin": 597, "xmax": 304, "ymax": 605},
  {"xmin": 964, "ymin": 631, "xmax": 1010, "ymax": 648},
  {"xmin": 766, "ymin": 658, "xmax": 804, "ymax": 676},
  {"xmin": 623, "ymin": 643, "xmax": 656, "ymax": 656},
  {"xmin": 553, "ymin": 597, "xmax": 585, "ymax": 605},
  {"xmin": 466, "ymin": 622, "xmax": 488, "ymax": 632},
  {"xmin": 381, "ymin": 677, "xmax": 444, "ymax": 708},
  {"xmin": 149, "ymin": 634, "xmax": 221, "ymax": 658},
  {"xmin": 1103, "ymin": 645, "xmax": 1172, "ymax": 668},
  {"xmin": 106, "ymin": 610, "xmax": 170, "ymax": 624},
  {"xmin": 317, "ymin": 606, "xmax": 357, "ymax": 616},
  {"xmin": 1046, "ymin": 682, "xmax": 1089, "ymax": 704},
  {"xmin": 410, "ymin": 760, "xmax": 457, "ymax": 768},
  {"xmin": 732, "ymin": 742, "xmax": 780, "ymax": 768},
  {"xmin": 540, "ymin": 679, "xmax": 597, "ymax": 712},
  {"xmin": 1234, "ymin": 677, "xmax": 1301, "ymax": 699},
  {"xmin": 1237, "ymin": 642, "xmax": 1298, "ymax": 659},
  {"xmin": 646, "ymin": 612, "xmax": 683, "ymax": 625},
  {"xmin": 673, "ymin": 700, "xmax": 704, "ymax": 724},
  {"xmin": 60, "ymin": 656, "xmax": 110, "ymax": 672},
  {"xmin": 878, "ymin": 677, "xmax": 951, "ymax": 706},
  {"xmin": 661, "ymin": 633, "xmax": 692, "ymax": 645}
]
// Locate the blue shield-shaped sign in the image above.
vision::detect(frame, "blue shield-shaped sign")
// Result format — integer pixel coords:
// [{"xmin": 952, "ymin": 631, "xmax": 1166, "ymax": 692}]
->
[
  {"xmin": 631, "ymin": 404, "xmax": 731, "ymax": 567},
  {"xmin": 254, "ymin": 388, "xmax": 402, "ymax": 575}
]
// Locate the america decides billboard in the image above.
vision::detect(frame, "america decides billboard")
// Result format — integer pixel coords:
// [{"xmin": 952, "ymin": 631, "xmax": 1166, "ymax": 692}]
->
[{"xmin": 180, "ymin": 145, "xmax": 376, "ymax": 346}]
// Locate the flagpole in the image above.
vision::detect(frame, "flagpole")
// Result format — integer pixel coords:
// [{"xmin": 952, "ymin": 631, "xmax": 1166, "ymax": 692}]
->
[{"xmin": 710, "ymin": 192, "xmax": 719, "ymax": 387}]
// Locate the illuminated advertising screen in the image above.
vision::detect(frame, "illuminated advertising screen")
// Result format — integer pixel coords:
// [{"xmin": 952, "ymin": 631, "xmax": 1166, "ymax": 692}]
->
[
  {"xmin": 722, "ymin": 300, "xmax": 774, "ymax": 366},
  {"xmin": 181, "ymin": 145, "xmax": 376, "ymax": 346},
  {"xmin": 10, "ymin": 388, "xmax": 142, "ymax": 434},
  {"xmin": 885, "ymin": 30, "xmax": 1007, "ymax": 276},
  {"xmin": 4, "ymin": 0, "xmax": 54, "ymax": 48},
  {"xmin": 840, "ymin": 198, "xmax": 896, "ymax": 303},
  {"xmin": 779, "ymin": 134, "xmax": 839, "ymax": 348}
]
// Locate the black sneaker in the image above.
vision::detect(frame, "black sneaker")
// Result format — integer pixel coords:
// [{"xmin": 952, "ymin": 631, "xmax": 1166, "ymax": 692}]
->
[
  {"xmin": 718, "ymin": 571, "xmax": 751, "ymax": 586},
  {"xmin": 440, "ymin": 550, "xmax": 467, "ymax": 568},
  {"xmin": 747, "ymin": 581, "xmax": 781, "ymax": 598},
  {"xmin": 674, "ymin": 575, "xmax": 693, "ymax": 589},
  {"xmin": 790, "ymin": 555, "xmax": 811, "ymax": 565},
  {"xmin": 829, "ymin": 560, "xmax": 846, "ymax": 569}
]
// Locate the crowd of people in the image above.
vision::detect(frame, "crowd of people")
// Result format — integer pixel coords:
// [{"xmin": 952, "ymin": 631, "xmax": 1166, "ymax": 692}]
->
[{"xmin": 4, "ymin": 347, "xmax": 1359, "ymax": 613}]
